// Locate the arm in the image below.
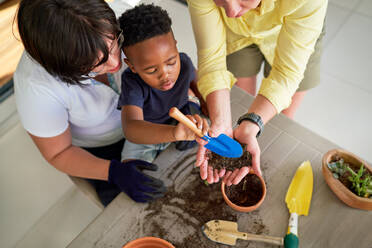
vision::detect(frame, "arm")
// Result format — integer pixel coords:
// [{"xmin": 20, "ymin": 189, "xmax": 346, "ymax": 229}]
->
[
  {"xmin": 187, "ymin": 0, "xmax": 236, "ymax": 109},
  {"xmin": 30, "ymin": 123, "xmax": 167, "ymax": 203},
  {"xmin": 121, "ymin": 105, "xmax": 177, "ymax": 144},
  {"xmin": 188, "ymin": 0, "xmax": 236, "ymax": 183},
  {"xmin": 228, "ymin": 95, "xmax": 275, "ymax": 181},
  {"xmin": 206, "ymin": 89, "xmax": 233, "ymax": 136},
  {"xmin": 122, "ymin": 104, "xmax": 210, "ymax": 146},
  {"xmin": 258, "ymin": 0, "xmax": 328, "ymax": 114},
  {"xmin": 14, "ymin": 76, "xmax": 111, "ymax": 180},
  {"xmin": 29, "ymin": 127, "xmax": 110, "ymax": 180},
  {"xmin": 195, "ymin": 89, "xmax": 233, "ymax": 184},
  {"xmin": 230, "ymin": 0, "xmax": 327, "ymax": 183}
]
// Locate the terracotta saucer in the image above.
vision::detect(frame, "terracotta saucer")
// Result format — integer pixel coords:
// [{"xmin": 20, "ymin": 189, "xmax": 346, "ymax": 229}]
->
[
  {"xmin": 322, "ymin": 149, "xmax": 372, "ymax": 210},
  {"xmin": 122, "ymin": 237, "xmax": 175, "ymax": 248}
]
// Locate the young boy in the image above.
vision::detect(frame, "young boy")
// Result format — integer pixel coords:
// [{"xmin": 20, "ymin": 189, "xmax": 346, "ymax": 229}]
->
[{"xmin": 118, "ymin": 4, "xmax": 207, "ymax": 163}]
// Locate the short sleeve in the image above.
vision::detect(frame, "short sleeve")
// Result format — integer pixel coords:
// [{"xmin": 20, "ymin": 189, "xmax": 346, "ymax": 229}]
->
[
  {"xmin": 15, "ymin": 83, "xmax": 69, "ymax": 138},
  {"xmin": 117, "ymin": 70, "xmax": 145, "ymax": 109}
]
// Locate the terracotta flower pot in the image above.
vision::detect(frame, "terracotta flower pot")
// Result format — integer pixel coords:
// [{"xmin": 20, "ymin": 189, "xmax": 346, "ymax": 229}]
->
[
  {"xmin": 122, "ymin": 237, "xmax": 175, "ymax": 248},
  {"xmin": 221, "ymin": 173, "xmax": 266, "ymax": 212},
  {"xmin": 322, "ymin": 149, "xmax": 372, "ymax": 210}
]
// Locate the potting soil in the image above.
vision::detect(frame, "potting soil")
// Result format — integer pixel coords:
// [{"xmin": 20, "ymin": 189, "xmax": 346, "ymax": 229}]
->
[
  {"xmin": 207, "ymin": 148, "xmax": 252, "ymax": 171},
  {"xmin": 141, "ymin": 154, "xmax": 268, "ymax": 247},
  {"xmin": 225, "ymin": 174, "xmax": 264, "ymax": 207}
]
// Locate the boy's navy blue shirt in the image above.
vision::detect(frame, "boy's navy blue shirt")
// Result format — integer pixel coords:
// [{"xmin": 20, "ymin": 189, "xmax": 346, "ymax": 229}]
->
[{"xmin": 118, "ymin": 53, "xmax": 195, "ymax": 124}]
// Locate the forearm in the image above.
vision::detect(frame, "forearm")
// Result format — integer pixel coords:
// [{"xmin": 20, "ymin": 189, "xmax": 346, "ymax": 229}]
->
[
  {"xmin": 28, "ymin": 129, "xmax": 111, "ymax": 181},
  {"xmin": 50, "ymin": 146, "xmax": 110, "ymax": 180},
  {"xmin": 234, "ymin": 95, "xmax": 278, "ymax": 139},
  {"xmin": 248, "ymin": 94, "xmax": 278, "ymax": 125},
  {"xmin": 206, "ymin": 89, "xmax": 232, "ymax": 130},
  {"xmin": 124, "ymin": 120, "xmax": 177, "ymax": 144}
]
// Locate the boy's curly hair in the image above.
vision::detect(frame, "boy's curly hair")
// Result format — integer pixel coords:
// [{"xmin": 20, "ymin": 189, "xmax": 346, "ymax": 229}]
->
[{"xmin": 119, "ymin": 4, "xmax": 172, "ymax": 48}]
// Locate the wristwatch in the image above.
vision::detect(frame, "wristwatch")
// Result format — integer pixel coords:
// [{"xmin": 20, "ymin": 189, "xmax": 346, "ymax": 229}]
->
[{"xmin": 237, "ymin": 113, "xmax": 264, "ymax": 137}]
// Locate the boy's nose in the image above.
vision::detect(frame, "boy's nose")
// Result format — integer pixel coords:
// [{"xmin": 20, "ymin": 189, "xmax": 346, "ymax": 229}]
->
[{"xmin": 158, "ymin": 66, "xmax": 169, "ymax": 81}]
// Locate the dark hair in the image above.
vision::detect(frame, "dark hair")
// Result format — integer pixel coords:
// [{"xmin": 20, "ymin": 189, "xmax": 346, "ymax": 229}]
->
[
  {"xmin": 118, "ymin": 4, "xmax": 172, "ymax": 48},
  {"xmin": 17, "ymin": 0, "xmax": 120, "ymax": 85}
]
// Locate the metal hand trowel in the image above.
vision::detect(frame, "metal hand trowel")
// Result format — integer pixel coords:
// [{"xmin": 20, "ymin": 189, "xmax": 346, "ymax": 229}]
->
[
  {"xmin": 169, "ymin": 107, "xmax": 243, "ymax": 158},
  {"xmin": 202, "ymin": 220, "xmax": 283, "ymax": 246},
  {"xmin": 284, "ymin": 161, "xmax": 313, "ymax": 248}
]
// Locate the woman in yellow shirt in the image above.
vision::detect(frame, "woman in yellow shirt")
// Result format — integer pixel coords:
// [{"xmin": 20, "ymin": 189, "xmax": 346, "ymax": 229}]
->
[{"xmin": 188, "ymin": 0, "xmax": 327, "ymax": 185}]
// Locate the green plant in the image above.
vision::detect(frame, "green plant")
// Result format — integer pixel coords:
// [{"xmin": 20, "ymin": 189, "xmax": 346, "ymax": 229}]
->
[
  {"xmin": 347, "ymin": 165, "xmax": 372, "ymax": 198},
  {"xmin": 328, "ymin": 160, "xmax": 372, "ymax": 198},
  {"xmin": 327, "ymin": 159, "xmax": 347, "ymax": 179}
]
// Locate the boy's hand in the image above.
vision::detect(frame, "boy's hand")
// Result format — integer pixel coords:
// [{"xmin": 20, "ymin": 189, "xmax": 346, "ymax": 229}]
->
[{"xmin": 173, "ymin": 114, "xmax": 209, "ymax": 141}]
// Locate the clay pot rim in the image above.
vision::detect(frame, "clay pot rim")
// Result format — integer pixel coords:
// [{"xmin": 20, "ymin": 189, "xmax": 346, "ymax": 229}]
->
[
  {"xmin": 122, "ymin": 236, "xmax": 175, "ymax": 248},
  {"xmin": 221, "ymin": 172, "xmax": 266, "ymax": 212},
  {"xmin": 322, "ymin": 149, "xmax": 372, "ymax": 210}
]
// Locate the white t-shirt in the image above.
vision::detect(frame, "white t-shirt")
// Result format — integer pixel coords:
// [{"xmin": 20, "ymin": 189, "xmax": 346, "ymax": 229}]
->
[{"xmin": 14, "ymin": 52, "xmax": 126, "ymax": 147}]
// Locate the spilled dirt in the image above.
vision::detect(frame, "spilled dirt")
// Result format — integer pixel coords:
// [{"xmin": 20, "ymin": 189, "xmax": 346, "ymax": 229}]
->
[{"xmin": 139, "ymin": 153, "xmax": 270, "ymax": 247}]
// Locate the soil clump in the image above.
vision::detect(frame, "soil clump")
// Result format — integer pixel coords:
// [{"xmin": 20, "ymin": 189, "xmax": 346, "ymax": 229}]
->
[{"xmin": 207, "ymin": 147, "xmax": 252, "ymax": 171}]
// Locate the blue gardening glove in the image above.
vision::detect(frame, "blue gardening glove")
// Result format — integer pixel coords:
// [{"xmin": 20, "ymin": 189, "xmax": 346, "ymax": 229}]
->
[{"xmin": 108, "ymin": 159, "xmax": 166, "ymax": 203}]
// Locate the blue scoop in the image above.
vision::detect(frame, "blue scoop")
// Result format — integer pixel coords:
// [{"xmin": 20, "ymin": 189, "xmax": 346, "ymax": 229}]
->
[
  {"xmin": 169, "ymin": 107, "xmax": 243, "ymax": 158},
  {"xmin": 201, "ymin": 133, "xmax": 243, "ymax": 158}
]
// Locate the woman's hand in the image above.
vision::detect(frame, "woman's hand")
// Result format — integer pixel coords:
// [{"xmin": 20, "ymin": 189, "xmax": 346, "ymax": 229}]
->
[
  {"xmin": 223, "ymin": 120, "xmax": 262, "ymax": 185},
  {"xmin": 222, "ymin": 121, "xmax": 261, "ymax": 186},
  {"xmin": 173, "ymin": 114, "xmax": 209, "ymax": 141}
]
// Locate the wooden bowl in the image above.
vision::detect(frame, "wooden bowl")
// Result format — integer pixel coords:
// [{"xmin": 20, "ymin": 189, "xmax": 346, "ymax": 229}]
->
[
  {"xmin": 221, "ymin": 173, "xmax": 266, "ymax": 212},
  {"xmin": 322, "ymin": 149, "xmax": 372, "ymax": 210},
  {"xmin": 122, "ymin": 237, "xmax": 175, "ymax": 248}
]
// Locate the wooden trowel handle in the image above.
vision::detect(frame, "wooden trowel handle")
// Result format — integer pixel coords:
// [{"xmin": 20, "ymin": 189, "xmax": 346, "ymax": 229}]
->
[
  {"xmin": 169, "ymin": 107, "xmax": 203, "ymax": 138},
  {"xmin": 240, "ymin": 232, "xmax": 283, "ymax": 246}
]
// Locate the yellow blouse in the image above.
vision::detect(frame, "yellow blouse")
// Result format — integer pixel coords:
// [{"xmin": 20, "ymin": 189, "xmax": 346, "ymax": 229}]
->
[{"xmin": 187, "ymin": 0, "xmax": 327, "ymax": 112}]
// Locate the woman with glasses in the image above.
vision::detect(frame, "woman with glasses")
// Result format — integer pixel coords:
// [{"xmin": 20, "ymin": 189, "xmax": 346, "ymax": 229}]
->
[{"xmin": 14, "ymin": 0, "xmax": 166, "ymax": 206}]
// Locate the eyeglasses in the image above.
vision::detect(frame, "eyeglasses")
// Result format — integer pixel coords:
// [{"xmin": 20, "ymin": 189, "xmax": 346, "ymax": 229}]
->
[
  {"xmin": 117, "ymin": 30, "xmax": 124, "ymax": 49},
  {"xmin": 87, "ymin": 30, "xmax": 124, "ymax": 77}
]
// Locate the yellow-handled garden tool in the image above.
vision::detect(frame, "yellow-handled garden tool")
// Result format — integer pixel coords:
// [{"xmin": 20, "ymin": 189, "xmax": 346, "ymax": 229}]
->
[{"xmin": 284, "ymin": 161, "xmax": 313, "ymax": 248}]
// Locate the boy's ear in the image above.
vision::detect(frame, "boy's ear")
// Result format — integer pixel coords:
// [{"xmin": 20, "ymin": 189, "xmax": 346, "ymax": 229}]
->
[{"xmin": 123, "ymin": 58, "xmax": 137, "ymax": 73}]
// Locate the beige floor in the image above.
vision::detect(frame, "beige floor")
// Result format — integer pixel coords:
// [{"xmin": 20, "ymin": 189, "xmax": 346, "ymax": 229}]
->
[{"xmin": 1, "ymin": 0, "xmax": 371, "ymax": 247}]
